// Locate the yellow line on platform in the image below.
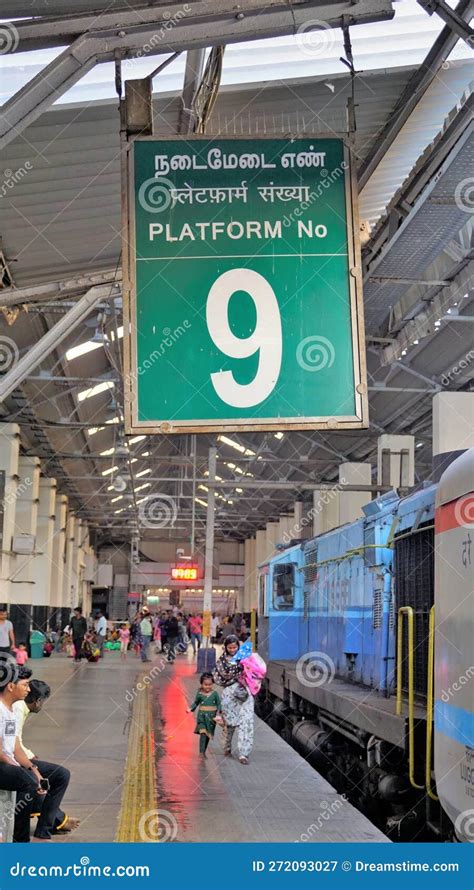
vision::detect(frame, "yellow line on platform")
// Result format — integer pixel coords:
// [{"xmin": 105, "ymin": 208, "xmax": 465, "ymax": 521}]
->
[{"xmin": 115, "ymin": 677, "xmax": 158, "ymax": 842}]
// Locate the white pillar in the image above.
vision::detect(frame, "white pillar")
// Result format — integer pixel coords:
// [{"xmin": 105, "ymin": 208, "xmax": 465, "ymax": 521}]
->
[
  {"xmin": 72, "ymin": 518, "xmax": 84, "ymax": 608},
  {"xmin": 255, "ymin": 529, "xmax": 267, "ymax": 570},
  {"xmin": 265, "ymin": 521, "xmax": 279, "ymax": 562},
  {"xmin": 278, "ymin": 514, "xmax": 295, "ymax": 546},
  {"xmin": 244, "ymin": 538, "xmax": 252, "ymax": 611},
  {"xmin": 0, "ymin": 423, "xmax": 20, "ymax": 604},
  {"xmin": 34, "ymin": 478, "xmax": 56, "ymax": 608},
  {"xmin": 247, "ymin": 537, "xmax": 257, "ymax": 610},
  {"xmin": 312, "ymin": 487, "xmax": 340, "ymax": 535},
  {"xmin": 339, "ymin": 462, "xmax": 372, "ymax": 524},
  {"xmin": 432, "ymin": 392, "xmax": 474, "ymax": 479},
  {"xmin": 9, "ymin": 456, "xmax": 40, "ymax": 606},
  {"xmin": 63, "ymin": 512, "xmax": 76, "ymax": 614},
  {"xmin": 377, "ymin": 434, "xmax": 414, "ymax": 488},
  {"xmin": 50, "ymin": 495, "xmax": 68, "ymax": 612}
]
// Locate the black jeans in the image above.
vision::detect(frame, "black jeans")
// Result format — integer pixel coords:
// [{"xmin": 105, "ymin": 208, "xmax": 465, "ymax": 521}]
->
[
  {"xmin": 31, "ymin": 759, "xmax": 70, "ymax": 839},
  {"xmin": 0, "ymin": 645, "xmax": 12, "ymax": 656},
  {"xmin": 0, "ymin": 763, "xmax": 37, "ymax": 842},
  {"xmin": 73, "ymin": 636, "xmax": 84, "ymax": 660},
  {"xmin": 167, "ymin": 637, "xmax": 179, "ymax": 661}
]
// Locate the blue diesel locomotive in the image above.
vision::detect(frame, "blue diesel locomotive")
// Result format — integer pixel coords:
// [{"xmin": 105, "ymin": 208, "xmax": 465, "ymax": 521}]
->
[{"xmin": 256, "ymin": 450, "xmax": 474, "ymax": 840}]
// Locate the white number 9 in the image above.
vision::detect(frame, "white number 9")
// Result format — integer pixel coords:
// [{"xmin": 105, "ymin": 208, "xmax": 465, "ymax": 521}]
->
[{"xmin": 206, "ymin": 268, "xmax": 282, "ymax": 408}]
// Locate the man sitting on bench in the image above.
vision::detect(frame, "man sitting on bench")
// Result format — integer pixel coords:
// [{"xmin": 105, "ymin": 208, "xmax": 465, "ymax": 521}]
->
[
  {"xmin": 0, "ymin": 659, "xmax": 43, "ymax": 842},
  {"xmin": 14, "ymin": 679, "xmax": 79, "ymax": 835}
]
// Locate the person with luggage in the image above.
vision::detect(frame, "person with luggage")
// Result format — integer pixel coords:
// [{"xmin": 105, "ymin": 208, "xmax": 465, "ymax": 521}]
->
[{"xmin": 213, "ymin": 635, "xmax": 254, "ymax": 765}]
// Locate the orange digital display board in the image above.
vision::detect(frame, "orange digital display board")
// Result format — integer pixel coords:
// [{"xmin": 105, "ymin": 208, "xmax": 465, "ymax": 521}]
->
[{"xmin": 171, "ymin": 566, "xmax": 199, "ymax": 581}]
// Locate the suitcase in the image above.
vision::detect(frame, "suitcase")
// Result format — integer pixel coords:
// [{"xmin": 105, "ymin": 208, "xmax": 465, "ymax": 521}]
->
[{"xmin": 196, "ymin": 646, "xmax": 216, "ymax": 673}]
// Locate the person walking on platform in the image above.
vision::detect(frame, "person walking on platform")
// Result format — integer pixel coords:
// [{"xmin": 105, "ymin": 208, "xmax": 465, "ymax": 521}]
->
[
  {"xmin": 140, "ymin": 611, "xmax": 153, "ymax": 663},
  {"xmin": 118, "ymin": 624, "xmax": 130, "ymax": 660},
  {"xmin": 188, "ymin": 613, "xmax": 203, "ymax": 655},
  {"xmin": 220, "ymin": 616, "xmax": 237, "ymax": 643},
  {"xmin": 165, "ymin": 612, "xmax": 180, "ymax": 662},
  {"xmin": 213, "ymin": 635, "xmax": 254, "ymax": 765},
  {"xmin": 186, "ymin": 672, "xmax": 222, "ymax": 757},
  {"xmin": 71, "ymin": 607, "xmax": 87, "ymax": 663},
  {"xmin": 0, "ymin": 605, "xmax": 15, "ymax": 656},
  {"xmin": 94, "ymin": 610, "xmax": 107, "ymax": 659}
]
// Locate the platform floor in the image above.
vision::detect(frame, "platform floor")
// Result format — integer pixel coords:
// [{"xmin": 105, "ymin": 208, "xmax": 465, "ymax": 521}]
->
[{"xmin": 23, "ymin": 651, "xmax": 387, "ymax": 843}]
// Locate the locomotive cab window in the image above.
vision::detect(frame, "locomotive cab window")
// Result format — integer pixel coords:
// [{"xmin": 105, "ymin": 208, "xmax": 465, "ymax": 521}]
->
[{"xmin": 272, "ymin": 563, "xmax": 295, "ymax": 610}]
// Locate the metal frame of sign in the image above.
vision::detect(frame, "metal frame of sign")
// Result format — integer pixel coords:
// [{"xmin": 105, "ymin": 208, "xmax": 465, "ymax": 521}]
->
[{"xmin": 123, "ymin": 135, "xmax": 368, "ymax": 434}]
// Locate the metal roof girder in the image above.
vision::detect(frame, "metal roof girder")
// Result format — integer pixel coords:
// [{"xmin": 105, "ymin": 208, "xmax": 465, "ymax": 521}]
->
[
  {"xmin": 416, "ymin": 0, "xmax": 474, "ymax": 43},
  {"xmin": 358, "ymin": 0, "xmax": 474, "ymax": 190},
  {"xmin": 0, "ymin": 0, "xmax": 394, "ymax": 149},
  {"xmin": 0, "ymin": 285, "xmax": 116, "ymax": 403}
]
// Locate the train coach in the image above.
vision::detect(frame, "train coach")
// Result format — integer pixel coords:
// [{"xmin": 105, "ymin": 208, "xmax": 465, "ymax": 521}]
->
[{"xmin": 256, "ymin": 449, "xmax": 474, "ymax": 841}]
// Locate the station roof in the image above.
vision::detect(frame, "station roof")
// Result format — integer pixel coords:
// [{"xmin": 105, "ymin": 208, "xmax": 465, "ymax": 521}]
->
[{"xmin": 0, "ymin": 0, "xmax": 472, "ymax": 546}]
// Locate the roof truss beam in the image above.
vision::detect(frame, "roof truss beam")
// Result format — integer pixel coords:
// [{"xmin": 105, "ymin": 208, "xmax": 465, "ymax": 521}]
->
[
  {"xmin": 0, "ymin": 0, "xmax": 394, "ymax": 150},
  {"xmin": 358, "ymin": 0, "xmax": 474, "ymax": 190}
]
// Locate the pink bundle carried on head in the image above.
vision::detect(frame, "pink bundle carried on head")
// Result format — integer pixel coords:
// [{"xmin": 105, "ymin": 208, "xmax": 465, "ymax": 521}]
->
[{"xmin": 239, "ymin": 653, "xmax": 267, "ymax": 696}]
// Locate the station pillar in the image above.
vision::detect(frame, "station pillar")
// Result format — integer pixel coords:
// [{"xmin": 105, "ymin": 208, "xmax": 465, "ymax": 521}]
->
[
  {"xmin": 432, "ymin": 391, "xmax": 474, "ymax": 480},
  {"xmin": 34, "ymin": 477, "xmax": 57, "ymax": 621},
  {"xmin": 339, "ymin": 462, "xmax": 372, "ymax": 524},
  {"xmin": 50, "ymin": 494, "xmax": 68, "ymax": 628},
  {"xmin": 62, "ymin": 512, "xmax": 76, "ymax": 616},
  {"xmin": 377, "ymin": 434, "xmax": 414, "ymax": 489},
  {"xmin": 265, "ymin": 521, "xmax": 279, "ymax": 562},
  {"xmin": 0, "ymin": 422, "xmax": 20, "ymax": 605},
  {"xmin": 312, "ymin": 486, "xmax": 340, "ymax": 536},
  {"xmin": 243, "ymin": 536, "xmax": 256, "ymax": 611},
  {"xmin": 10, "ymin": 456, "xmax": 41, "ymax": 606},
  {"xmin": 255, "ymin": 529, "xmax": 267, "ymax": 574}
]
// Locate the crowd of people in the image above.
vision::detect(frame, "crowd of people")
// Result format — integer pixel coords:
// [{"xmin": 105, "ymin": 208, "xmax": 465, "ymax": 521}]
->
[
  {"xmin": 0, "ymin": 603, "xmax": 260, "ymax": 842},
  {"xmin": 125, "ymin": 608, "xmax": 250, "ymax": 665}
]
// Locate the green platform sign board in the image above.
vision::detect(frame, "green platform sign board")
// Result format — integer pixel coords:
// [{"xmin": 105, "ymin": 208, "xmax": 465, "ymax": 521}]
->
[{"xmin": 124, "ymin": 137, "xmax": 367, "ymax": 434}]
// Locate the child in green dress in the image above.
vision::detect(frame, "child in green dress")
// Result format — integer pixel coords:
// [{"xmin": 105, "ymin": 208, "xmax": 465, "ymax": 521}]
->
[{"xmin": 187, "ymin": 672, "xmax": 222, "ymax": 757}]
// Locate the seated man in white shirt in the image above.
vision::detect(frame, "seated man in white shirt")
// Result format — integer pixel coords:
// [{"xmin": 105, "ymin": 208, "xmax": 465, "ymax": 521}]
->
[
  {"xmin": 0, "ymin": 660, "xmax": 44, "ymax": 842},
  {"xmin": 14, "ymin": 679, "xmax": 79, "ymax": 835}
]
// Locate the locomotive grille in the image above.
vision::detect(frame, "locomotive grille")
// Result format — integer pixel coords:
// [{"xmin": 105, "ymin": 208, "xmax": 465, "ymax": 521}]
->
[
  {"xmin": 303, "ymin": 547, "xmax": 318, "ymax": 582},
  {"xmin": 373, "ymin": 588, "xmax": 382, "ymax": 629},
  {"xmin": 394, "ymin": 521, "xmax": 434, "ymax": 698}
]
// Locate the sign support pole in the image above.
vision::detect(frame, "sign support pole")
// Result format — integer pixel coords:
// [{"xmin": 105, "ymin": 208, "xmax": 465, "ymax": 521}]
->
[{"xmin": 202, "ymin": 446, "xmax": 216, "ymax": 668}]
